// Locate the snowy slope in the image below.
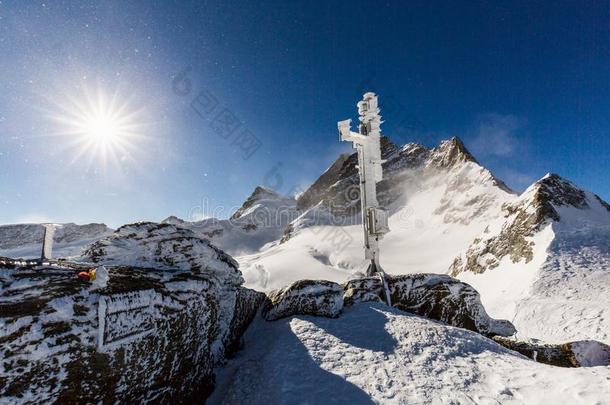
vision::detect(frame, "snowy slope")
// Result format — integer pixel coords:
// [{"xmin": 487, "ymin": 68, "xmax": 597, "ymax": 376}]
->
[{"xmin": 211, "ymin": 303, "xmax": 610, "ymax": 404}]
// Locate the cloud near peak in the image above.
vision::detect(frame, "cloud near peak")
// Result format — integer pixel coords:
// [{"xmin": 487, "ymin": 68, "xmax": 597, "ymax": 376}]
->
[{"xmin": 468, "ymin": 113, "xmax": 524, "ymax": 158}]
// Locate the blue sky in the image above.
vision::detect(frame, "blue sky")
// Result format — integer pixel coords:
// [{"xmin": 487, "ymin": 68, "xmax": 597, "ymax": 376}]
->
[{"xmin": 0, "ymin": 1, "xmax": 608, "ymax": 227}]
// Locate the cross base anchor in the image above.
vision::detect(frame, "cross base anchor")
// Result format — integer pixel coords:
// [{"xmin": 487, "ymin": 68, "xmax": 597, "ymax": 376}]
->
[{"xmin": 366, "ymin": 260, "xmax": 392, "ymax": 306}]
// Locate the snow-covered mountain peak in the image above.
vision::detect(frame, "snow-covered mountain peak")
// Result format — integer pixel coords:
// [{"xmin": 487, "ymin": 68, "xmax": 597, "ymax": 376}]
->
[
  {"xmin": 505, "ymin": 173, "xmax": 610, "ymax": 229},
  {"xmin": 231, "ymin": 185, "xmax": 294, "ymax": 221},
  {"xmin": 150, "ymin": 187, "xmax": 298, "ymax": 257},
  {"xmin": 524, "ymin": 173, "xmax": 588, "ymax": 211},
  {"xmin": 162, "ymin": 215, "xmax": 187, "ymax": 225},
  {"xmin": 449, "ymin": 174, "xmax": 593, "ymax": 278},
  {"xmin": 427, "ymin": 136, "xmax": 478, "ymax": 169}
]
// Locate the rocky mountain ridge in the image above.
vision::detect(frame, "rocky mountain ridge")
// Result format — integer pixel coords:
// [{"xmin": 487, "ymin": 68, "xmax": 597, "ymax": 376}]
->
[
  {"xmin": 450, "ymin": 173, "xmax": 610, "ymax": 276},
  {"xmin": 281, "ymin": 136, "xmax": 513, "ymax": 243}
]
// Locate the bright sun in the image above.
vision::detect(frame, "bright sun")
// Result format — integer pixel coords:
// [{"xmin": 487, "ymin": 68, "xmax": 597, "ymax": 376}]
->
[
  {"xmin": 81, "ymin": 111, "xmax": 122, "ymax": 145},
  {"xmin": 51, "ymin": 86, "xmax": 144, "ymax": 169}
]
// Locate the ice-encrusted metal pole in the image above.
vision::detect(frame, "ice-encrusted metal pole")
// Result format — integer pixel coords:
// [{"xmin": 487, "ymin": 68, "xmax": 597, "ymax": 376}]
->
[
  {"xmin": 40, "ymin": 224, "xmax": 56, "ymax": 263},
  {"xmin": 338, "ymin": 92, "xmax": 391, "ymax": 304}
]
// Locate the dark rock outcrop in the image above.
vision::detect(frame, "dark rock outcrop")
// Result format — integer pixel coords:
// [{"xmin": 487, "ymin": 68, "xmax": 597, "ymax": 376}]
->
[
  {"xmin": 261, "ymin": 280, "xmax": 344, "ymax": 321},
  {"xmin": 343, "ymin": 274, "xmax": 516, "ymax": 337},
  {"xmin": 343, "ymin": 276, "xmax": 386, "ymax": 306},
  {"xmin": 492, "ymin": 336, "xmax": 610, "ymax": 368}
]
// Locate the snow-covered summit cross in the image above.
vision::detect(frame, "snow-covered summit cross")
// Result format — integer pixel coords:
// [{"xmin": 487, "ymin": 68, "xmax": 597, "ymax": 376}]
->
[{"xmin": 338, "ymin": 92, "xmax": 391, "ymax": 292}]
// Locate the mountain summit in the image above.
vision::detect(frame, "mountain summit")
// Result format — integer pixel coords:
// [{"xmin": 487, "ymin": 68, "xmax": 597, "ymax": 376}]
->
[
  {"xmin": 231, "ymin": 186, "xmax": 292, "ymax": 220},
  {"xmin": 427, "ymin": 136, "xmax": 478, "ymax": 169}
]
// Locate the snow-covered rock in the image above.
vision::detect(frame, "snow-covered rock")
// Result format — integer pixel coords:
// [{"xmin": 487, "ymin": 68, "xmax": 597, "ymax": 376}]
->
[
  {"xmin": 343, "ymin": 274, "xmax": 515, "ymax": 337},
  {"xmin": 80, "ymin": 222, "xmax": 242, "ymax": 286},
  {"xmin": 492, "ymin": 336, "xmax": 610, "ymax": 367},
  {"xmin": 343, "ymin": 276, "xmax": 386, "ymax": 306},
  {"xmin": 389, "ymin": 274, "xmax": 516, "ymax": 337},
  {"xmin": 0, "ymin": 251, "xmax": 263, "ymax": 403},
  {"xmin": 261, "ymin": 280, "xmax": 344, "ymax": 321}
]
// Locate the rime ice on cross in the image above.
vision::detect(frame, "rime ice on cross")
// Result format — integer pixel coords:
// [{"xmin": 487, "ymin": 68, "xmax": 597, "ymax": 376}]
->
[{"xmin": 338, "ymin": 92, "xmax": 392, "ymax": 303}]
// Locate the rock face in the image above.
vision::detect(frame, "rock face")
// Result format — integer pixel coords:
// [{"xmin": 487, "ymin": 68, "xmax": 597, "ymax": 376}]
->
[
  {"xmin": 0, "ymin": 225, "xmax": 264, "ymax": 403},
  {"xmin": 295, "ymin": 153, "xmax": 353, "ymax": 212},
  {"xmin": 450, "ymin": 173, "xmax": 610, "ymax": 276},
  {"xmin": 261, "ymin": 280, "xmax": 344, "ymax": 321},
  {"xmin": 343, "ymin": 276, "xmax": 386, "ymax": 306},
  {"xmin": 492, "ymin": 336, "xmax": 610, "ymax": 368},
  {"xmin": 343, "ymin": 274, "xmax": 516, "ymax": 337}
]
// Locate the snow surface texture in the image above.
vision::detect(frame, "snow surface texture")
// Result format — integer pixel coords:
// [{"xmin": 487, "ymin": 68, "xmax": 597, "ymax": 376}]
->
[{"xmin": 211, "ymin": 303, "xmax": 610, "ymax": 405}]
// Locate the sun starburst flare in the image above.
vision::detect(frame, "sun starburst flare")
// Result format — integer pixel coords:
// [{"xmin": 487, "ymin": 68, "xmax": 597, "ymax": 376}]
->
[{"xmin": 50, "ymin": 86, "xmax": 147, "ymax": 171}]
